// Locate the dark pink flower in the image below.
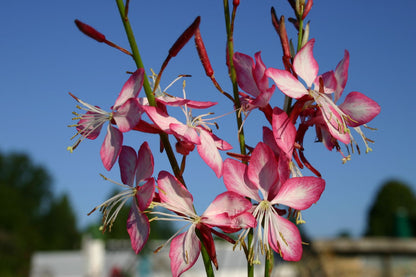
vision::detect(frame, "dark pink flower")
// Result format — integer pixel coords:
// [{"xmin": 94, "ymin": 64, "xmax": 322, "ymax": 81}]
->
[{"xmin": 68, "ymin": 69, "xmax": 144, "ymax": 170}]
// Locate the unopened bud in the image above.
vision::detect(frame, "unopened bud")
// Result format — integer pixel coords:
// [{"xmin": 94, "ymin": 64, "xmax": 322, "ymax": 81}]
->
[
  {"xmin": 301, "ymin": 22, "xmax": 310, "ymax": 48},
  {"xmin": 194, "ymin": 28, "xmax": 214, "ymax": 77},
  {"xmin": 169, "ymin": 16, "xmax": 201, "ymax": 58},
  {"xmin": 74, "ymin": 19, "xmax": 106, "ymax": 43},
  {"xmin": 233, "ymin": 0, "xmax": 240, "ymax": 7},
  {"xmin": 302, "ymin": 0, "xmax": 313, "ymax": 20}
]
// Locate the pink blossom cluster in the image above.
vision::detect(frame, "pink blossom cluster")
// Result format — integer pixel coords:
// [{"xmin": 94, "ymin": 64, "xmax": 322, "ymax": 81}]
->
[{"xmin": 68, "ymin": 1, "xmax": 380, "ymax": 276}]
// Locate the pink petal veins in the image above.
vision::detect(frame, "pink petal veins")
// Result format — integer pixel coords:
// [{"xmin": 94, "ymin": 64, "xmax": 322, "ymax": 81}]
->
[
  {"xmin": 293, "ymin": 39, "xmax": 319, "ymax": 88},
  {"xmin": 271, "ymin": 177, "xmax": 325, "ymax": 210},
  {"xmin": 114, "ymin": 68, "xmax": 144, "ymax": 108},
  {"xmin": 339, "ymin": 91, "xmax": 381, "ymax": 127},
  {"xmin": 266, "ymin": 68, "xmax": 308, "ymax": 99},
  {"xmin": 100, "ymin": 125, "xmax": 123, "ymax": 171}
]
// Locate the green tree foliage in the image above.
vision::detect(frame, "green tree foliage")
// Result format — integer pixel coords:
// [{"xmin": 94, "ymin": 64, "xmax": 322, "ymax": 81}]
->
[
  {"xmin": 0, "ymin": 152, "xmax": 81, "ymax": 276},
  {"xmin": 365, "ymin": 179, "xmax": 416, "ymax": 237}
]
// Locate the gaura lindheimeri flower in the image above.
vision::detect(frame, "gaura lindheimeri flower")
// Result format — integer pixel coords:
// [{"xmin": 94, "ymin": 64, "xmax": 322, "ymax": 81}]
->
[
  {"xmin": 89, "ymin": 142, "xmax": 155, "ymax": 254},
  {"xmin": 316, "ymin": 50, "xmax": 380, "ymax": 156},
  {"xmin": 68, "ymin": 69, "xmax": 144, "ymax": 170},
  {"xmin": 266, "ymin": 39, "xmax": 352, "ymax": 145},
  {"xmin": 233, "ymin": 51, "xmax": 275, "ymax": 112},
  {"xmin": 143, "ymin": 82, "xmax": 232, "ymax": 177},
  {"xmin": 150, "ymin": 171, "xmax": 256, "ymax": 277},
  {"xmin": 223, "ymin": 142, "xmax": 325, "ymax": 262}
]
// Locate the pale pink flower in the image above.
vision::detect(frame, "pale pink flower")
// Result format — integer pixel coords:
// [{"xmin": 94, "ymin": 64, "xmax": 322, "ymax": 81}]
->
[
  {"xmin": 68, "ymin": 69, "xmax": 144, "ymax": 170},
  {"xmin": 151, "ymin": 171, "xmax": 256, "ymax": 277},
  {"xmin": 223, "ymin": 142, "xmax": 325, "ymax": 262}
]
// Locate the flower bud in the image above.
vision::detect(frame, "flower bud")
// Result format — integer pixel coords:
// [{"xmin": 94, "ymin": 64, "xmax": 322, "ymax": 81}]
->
[
  {"xmin": 169, "ymin": 16, "xmax": 201, "ymax": 58},
  {"xmin": 194, "ymin": 28, "xmax": 214, "ymax": 77},
  {"xmin": 233, "ymin": 0, "xmax": 240, "ymax": 7},
  {"xmin": 302, "ymin": 0, "xmax": 313, "ymax": 20},
  {"xmin": 74, "ymin": 19, "xmax": 106, "ymax": 43}
]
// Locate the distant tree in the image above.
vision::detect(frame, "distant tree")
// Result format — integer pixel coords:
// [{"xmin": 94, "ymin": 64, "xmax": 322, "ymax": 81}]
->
[
  {"xmin": 365, "ymin": 179, "xmax": 416, "ymax": 237},
  {"xmin": 0, "ymin": 151, "xmax": 81, "ymax": 276}
]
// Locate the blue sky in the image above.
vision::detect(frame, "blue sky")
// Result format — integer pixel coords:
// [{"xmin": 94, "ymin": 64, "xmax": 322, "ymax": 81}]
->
[{"xmin": 1, "ymin": 0, "xmax": 415, "ymax": 239}]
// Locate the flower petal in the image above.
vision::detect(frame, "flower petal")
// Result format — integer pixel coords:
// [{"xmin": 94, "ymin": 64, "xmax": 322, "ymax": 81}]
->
[
  {"xmin": 223, "ymin": 158, "xmax": 261, "ymax": 202},
  {"xmin": 233, "ymin": 52, "xmax": 260, "ymax": 97},
  {"xmin": 127, "ymin": 204, "xmax": 149, "ymax": 254},
  {"xmin": 157, "ymin": 171, "xmax": 195, "ymax": 217},
  {"xmin": 266, "ymin": 68, "xmax": 308, "ymax": 99},
  {"xmin": 202, "ymin": 191, "xmax": 252, "ymax": 225},
  {"xmin": 113, "ymin": 98, "xmax": 142, "ymax": 132},
  {"xmin": 119, "ymin": 145, "xmax": 137, "ymax": 186},
  {"xmin": 136, "ymin": 142, "xmax": 154, "ymax": 184},
  {"xmin": 170, "ymin": 123, "xmax": 201, "ymax": 145},
  {"xmin": 143, "ymin": 105, "xmax": 181, "ymax": 133},
  {"xmin": 339, "ymin": 91, "xmax": 381, "ymax": 127},
  {"xmin": 247, "ymin": 142, "xmax": 279, "ymax": 201},
  {"xmin": 76, "ymin": 110, "xmax": 105, "ymax": 139},
  {"xmin": 114, "ymin": 69, "xmax": 144, "ymax": 108},
  {"xmin": 197, "ymin": 129, "xmax": 223, "ymax": 178},
  {"xmin": 268, "ymin": 214, "xmax": 302, "ymax": 261},
  {"xmin": 271, "ymin": 177, "xmax": 325, "ymax": 210},
  {"xmin": 272, "ymin": 107, "xmax": 296, "ymax": 160},
  {"xmin": 136, "ymin": 178, "xmax": 155, "ymax": 211},
  {"xmin": 293, "ymin": 39, "xmax": 319, "ymax": 88},
  {"xmin": 100, "ymin": 125, "xmax": 123, "ymax": 171},
  {"xmin": 334, "ymin": 50, "xmax": 349, "ymax": 103},
  {"xmin": 169, "ymin": 226, "xmax": 200, "ymax": 277}
]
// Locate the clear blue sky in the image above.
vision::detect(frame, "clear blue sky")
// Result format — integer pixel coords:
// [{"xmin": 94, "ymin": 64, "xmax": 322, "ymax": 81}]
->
[{"xmin": 1, "ymin": 0, "xmax": 415, "ymax": 239}]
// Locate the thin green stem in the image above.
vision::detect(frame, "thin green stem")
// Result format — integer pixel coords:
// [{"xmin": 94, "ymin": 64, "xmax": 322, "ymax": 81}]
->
[
  {"xmin": 264, "ymin": 251, "xmax": 274, "ymax": 277},
  {"xmin": 223, "ymin": 1, "xmax": 254, "ymax": 277},
  {"xmin": 196, "ymin": 229, "xmax": 215, "ymax": 277},
  {"xmin": 115, "ymin": 0, "xmax": 185, "ymax": 185}
]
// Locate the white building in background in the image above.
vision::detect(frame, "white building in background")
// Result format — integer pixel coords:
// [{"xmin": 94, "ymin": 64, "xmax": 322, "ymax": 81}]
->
[{"xmin": 30, "ymin": 238, "xmax": 298, "ymax": 277}]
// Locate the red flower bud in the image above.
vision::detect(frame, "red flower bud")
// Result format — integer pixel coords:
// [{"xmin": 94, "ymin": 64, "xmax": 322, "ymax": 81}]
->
[
  {"xmin": 169, "ymin": 16, "xmax": 201, "ymax": 58},
  {"xmin": 74, "ymin": 19, "xmax": 106, "ymax": 43},
  {"xmin": 194, "ymin": 28, "xmax": 214, "ymax": 77},
  {"xmin": 233, "ymin": 0, "xmax": 240, "ymax": 7},
  {"xmin": 302, "ymin": 0, "xmax": 313, "ymax": 20}
]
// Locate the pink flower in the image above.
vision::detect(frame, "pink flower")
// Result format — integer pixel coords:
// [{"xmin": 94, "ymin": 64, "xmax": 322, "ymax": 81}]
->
[
  {"xmin": 266, "ymin": 39, "xmax": 351, "ymax": 144},
  {"xmin": 233, "ymin": 52, "xmax": 275, "ymax": 111},
  {"xmin": 68, "ymin": 69, "xmax": 144, "ymax": 170},
  {"xmin": 223, "ymin": 142, "xmax": 325, "ymax": 262},
  {"xmin": 89, "ymin": 142, "xmax": 155, "ymax": 254},
  {"xmin": 311, "ymin": 50, "xmax": 381, "ymax": 157},
  {"xmin": 152, "ymin": 171, "xmax": 256, "ymax": 277},
  {"xmin": 143, "ymin": 99, "xmax": 232, "ymax": 178}
]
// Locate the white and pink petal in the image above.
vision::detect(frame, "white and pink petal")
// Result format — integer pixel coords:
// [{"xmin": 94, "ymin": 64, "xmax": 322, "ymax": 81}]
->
[{"xmin": 100, "ymin": 125, "xmax": 123, "ymax": 171}]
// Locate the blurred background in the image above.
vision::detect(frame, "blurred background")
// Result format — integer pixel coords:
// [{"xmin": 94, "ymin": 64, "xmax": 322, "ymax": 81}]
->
[{"xmin": 1, "ymin": 0, "xmax": 415, "ymax": 276}]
